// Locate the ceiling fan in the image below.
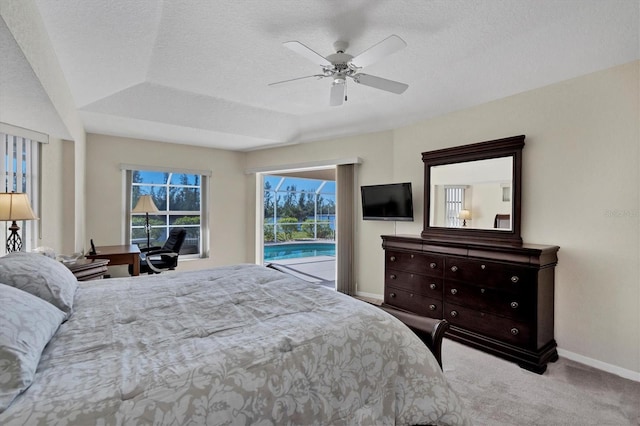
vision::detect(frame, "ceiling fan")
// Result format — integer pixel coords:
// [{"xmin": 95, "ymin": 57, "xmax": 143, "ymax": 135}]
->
[{"xmin": 269, "ymin": 35, "xmax": 409, "ymax": 106}]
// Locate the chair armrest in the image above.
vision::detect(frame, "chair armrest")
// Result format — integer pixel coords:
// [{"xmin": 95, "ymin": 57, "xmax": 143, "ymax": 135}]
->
[
  {"xmin": 145, "ymin": 249, "xmax": 178, "ymax": 257},
  {"xmin": 379, "ymin": 304, "xmax": 449, "ymax": 369},
  {"xmin": 140, "ymin": 246, "xmax": 162, "ymax": 253},
  {"xmin": 141, "ymin": 255, "xmax": 164, "ymax": 274}
]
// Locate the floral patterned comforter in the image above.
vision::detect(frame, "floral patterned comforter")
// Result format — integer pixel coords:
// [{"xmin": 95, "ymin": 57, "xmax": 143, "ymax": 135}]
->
[{"xmin": 1, "ymin": 264, "xmax": 470, "ymax": 425}]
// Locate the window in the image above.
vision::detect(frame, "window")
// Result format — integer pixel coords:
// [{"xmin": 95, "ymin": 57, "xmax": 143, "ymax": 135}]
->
[
  {"xmin": 444, "ymin": 186, "xmax": 465, "ymax": 227},
  {"xmin": 263, "ymin": 175, "xmax": 336, "ymax": 244},
  {"xmin": 127, "ymin": 169, "xmax": 209, "ymax": 257},
  {"xmin": 0, "ymin": 129, "xmax": 42, "ymax": 254}
]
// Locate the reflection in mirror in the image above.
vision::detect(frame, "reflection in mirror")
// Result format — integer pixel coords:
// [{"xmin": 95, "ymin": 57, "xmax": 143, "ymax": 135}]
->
[
  {"xmin": 429, "ymin": 157, "xmax": 513, "ymax": 230},
  {"xmin": 422, "ymin": 135, "xmax": 524, "ymax": 246}
]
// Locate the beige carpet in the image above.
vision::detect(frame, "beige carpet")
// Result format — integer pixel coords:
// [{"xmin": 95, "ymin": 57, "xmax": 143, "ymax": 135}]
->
[{"xmin": 441, "ymin": 339, "xmax": 640, "ymax": 425}]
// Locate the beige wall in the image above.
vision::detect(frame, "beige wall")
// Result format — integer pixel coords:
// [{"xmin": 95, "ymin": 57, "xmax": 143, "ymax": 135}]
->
[
  {"xmin": 244, "ymin": 130, "xmax": 396, "ymax": 297},
  {"xmin": 37, "ymin": 139, "xmax": 65, "ymax": 253},
  {"xmin": 395, "ymin": 61, "xmax": 639, "ymax": 376},
  {"xmin": 3, "ymin": 0, "xmax": 637, "ymax": 378},
  {"xmin": 85, "ymin": 134, "xmax": 248, "ymax": 276},
  {"xmin": 2, "ymin": 0, "xmax": 88, "ymax": 253},
  {"xmin": 246, "ymin": 61, "xmax": 640, "ymax": 376},
  {"xmin": 16, "ymin": 46, "xmax": 639, "ymax": 375}
]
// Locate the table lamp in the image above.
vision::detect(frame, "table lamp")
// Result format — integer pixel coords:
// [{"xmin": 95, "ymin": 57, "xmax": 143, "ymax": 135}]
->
[
  {"xmin": 458, "ymin": 209, "xmax": 472, "ymax": 227},
  {"xmin": 132, "ymin": 195, "xmax": 159, "ymax": 248},
  {"xmin": 0, "ymin": 192, "xmax": 39, "ymax": 252}
]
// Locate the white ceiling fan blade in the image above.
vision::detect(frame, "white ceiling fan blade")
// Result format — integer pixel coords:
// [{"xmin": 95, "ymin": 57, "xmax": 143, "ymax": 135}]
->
[
  {"xmin": 283, "ymin": 41, "xmax": 332, "ymax": 67},
  {"xmin": 330, "ymin": 82, "xmax": 345, "ymax": 106},
  {"xmin": 349, "ymin": 35, "xmax": 407, "ymax": 69},
  {"xmin": 351, "ymin": 73, "xmax": 408, "ymax": 94},
  {"xmin": 268, "ymin": 74, "xmax": 326, "ymax": 86}
]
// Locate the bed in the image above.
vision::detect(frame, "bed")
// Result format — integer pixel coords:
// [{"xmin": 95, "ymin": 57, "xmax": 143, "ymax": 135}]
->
[{"xmin": 0, "ymin": 253, "xmax": 470, "ymax": 425}]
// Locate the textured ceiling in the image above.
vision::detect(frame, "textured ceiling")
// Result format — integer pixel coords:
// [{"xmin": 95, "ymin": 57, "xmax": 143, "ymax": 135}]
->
[{"xmin": 6, "ymin": 1, "xmax": 640, "ymax": 150}]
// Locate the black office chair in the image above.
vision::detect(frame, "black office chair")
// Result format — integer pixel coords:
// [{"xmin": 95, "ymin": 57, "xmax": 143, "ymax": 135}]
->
[
  {"xmin": 132, "ymin": 228, "xmax": 187, "ymax": 274},
  {"xmin": 494, "ymin": 214, "xmax": 511, "ymax": 229}
]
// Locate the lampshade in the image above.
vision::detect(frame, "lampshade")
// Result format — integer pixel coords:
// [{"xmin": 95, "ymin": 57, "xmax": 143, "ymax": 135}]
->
[
  {"xmin": 458, "ymin": 209, "xmax": 472, "ymax": 220},
  {"xmin": 0, "ymin": 193, "xmax": 38, "ymax": 221},
  {"xmin": 132, "ymin": 195, "xmax": 159, "ymax": 213}
]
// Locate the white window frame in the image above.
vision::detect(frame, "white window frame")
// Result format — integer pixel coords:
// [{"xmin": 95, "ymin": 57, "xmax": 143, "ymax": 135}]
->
[{"xmin": 122, "ymin": 165, "xmax": 211, "ymax": 259}]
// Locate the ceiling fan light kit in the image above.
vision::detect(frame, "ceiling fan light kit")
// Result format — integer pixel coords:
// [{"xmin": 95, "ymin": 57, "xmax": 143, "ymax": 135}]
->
[{"xmin": 270, "ymin": 35, "xmax": 409, "ymax": 106}]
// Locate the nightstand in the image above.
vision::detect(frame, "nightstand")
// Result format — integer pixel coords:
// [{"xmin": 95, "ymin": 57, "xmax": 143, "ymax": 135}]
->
[{"xmin": 65, "ymin": 259, "xmax": 110, "ymax": 281}]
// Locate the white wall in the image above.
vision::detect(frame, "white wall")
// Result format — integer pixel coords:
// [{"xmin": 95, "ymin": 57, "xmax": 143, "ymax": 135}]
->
[
  {"xmin": 246, "ymin": 61, "xmax": 640, "ymax": 377},
  {"xmin": 85, "ymin": 134, "xmax": 248, "ymax": 276}
]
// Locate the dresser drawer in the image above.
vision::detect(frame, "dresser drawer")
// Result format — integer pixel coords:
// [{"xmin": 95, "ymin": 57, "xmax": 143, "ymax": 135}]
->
[
  {"xmin": 385, "ymin": 286, "xmax": 442, "ymax": 318},
  {"xmin": 444, "ymin": 302, "xmax": 533, "ymax": 347},
  {"xmin": 444, "ymin": 257, "xmax": 536, "ymax": 290},
  {"xmin": 386, "ymin": 250, "xmax": 444, "ymax": 278},
  {"xmin": 444, "ymin": 281, "xmax": 533, "ymax": 321},
  {"xmin": 385, "ymin": 269, "xmax": 443, "ymax": 299}
]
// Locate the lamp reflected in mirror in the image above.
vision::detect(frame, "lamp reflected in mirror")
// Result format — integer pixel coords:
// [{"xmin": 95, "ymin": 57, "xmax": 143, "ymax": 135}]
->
[
  {"xmin": 458, "ymin": 209, "xmax": 472, "ymax": 227},
  {"xmin": 0, "ymin": 192, "xmax": 39, "ymax": 252}
]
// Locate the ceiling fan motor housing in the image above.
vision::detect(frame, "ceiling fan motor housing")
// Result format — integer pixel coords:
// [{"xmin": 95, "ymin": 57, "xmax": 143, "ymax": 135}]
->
[{"xmin": 333, "ymin": 40, "xmax": 349, "ymax": 53}]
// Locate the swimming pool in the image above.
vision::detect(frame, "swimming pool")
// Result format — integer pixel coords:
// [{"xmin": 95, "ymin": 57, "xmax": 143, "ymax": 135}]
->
[{"xmin": 264, "ymin": 242, "xmax": 336, "ymax": 261}]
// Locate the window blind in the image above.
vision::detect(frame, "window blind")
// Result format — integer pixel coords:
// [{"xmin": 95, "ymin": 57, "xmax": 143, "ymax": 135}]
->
[{"xmin": 0, "ymin": 131, "xmax": 42, "ymax": 253}]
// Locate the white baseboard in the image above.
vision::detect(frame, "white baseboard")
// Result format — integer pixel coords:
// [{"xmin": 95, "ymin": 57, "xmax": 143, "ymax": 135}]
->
[
  {"xmin": 356, "ymin": 291, "xmax": 383, "ymax": 301},
  {"xmin": 360, "ymin": 291, "xmax": 640, "ymax": 382},
  {"xmin": 557, "ymin": 348, "xmax": 640, "ymax": 382}
]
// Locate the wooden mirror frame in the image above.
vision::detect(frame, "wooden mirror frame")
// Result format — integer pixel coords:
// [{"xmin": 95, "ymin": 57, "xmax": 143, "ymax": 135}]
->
[{"xmin": 421, "ymin": 135, "xmax": 525, "ymax": 246}]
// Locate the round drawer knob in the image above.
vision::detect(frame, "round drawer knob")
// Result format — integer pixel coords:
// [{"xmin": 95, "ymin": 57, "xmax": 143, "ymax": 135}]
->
[
  {"xmin": 450, "ymin": 288, "xmax": 458, "ymax": 295},
  {"xmin": 511, "ymin": 276, "xmax": 519, "ymax": 283},
  {"xmin": 480, "ymin": 288, "xmax": 486, "ymax": 294},
  {"xmin": 390, "ymin": 274, "xmax": 397, "ymax": 279},
  {"xmin": 410, "ymin": 254, "xmax": 414, "ymax": 259},
  {"xmin": 429, "ymin": 283, "xmax": 437, "ymax": 290},
  {"xmin": 450, "ymin": 310, "xmax": 458, "ymax": 318},
  {"xmin": 390, "ymin": 293, "xmax": 396, "ymax": 298},
  {"xmin": 510, "ymin": 328, "xmax": 519, "ymax": 335},
  {"xmin": 409, "ymin": 293, "xmax": 414, "ymax": 298},
  {"xmin": 390, "ymin": 256, "xmax": 396, "ymax": 262},
  {"xmin": 429, "ymin": 262, "xmax": 437, "ymax": 269},
  {"xmin": 451, "ymin": 265, "xmax": 458, "ymax": 272},
  {"xmin": 481, "ymin": 264, "xmax": 486, "ymax": 270},
  {"xmin": 429, "ymin": 304, "xmax": 437, "ymax": 311},
  {"xmin": 510, "ymin": 301, "xmax": 519, "ymax": 309}
]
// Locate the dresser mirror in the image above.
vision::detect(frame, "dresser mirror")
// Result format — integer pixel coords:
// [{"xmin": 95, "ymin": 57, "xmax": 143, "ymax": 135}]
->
[{"xmin": 421, "ymin": 135, "xmax": 525, "ymax": 246}]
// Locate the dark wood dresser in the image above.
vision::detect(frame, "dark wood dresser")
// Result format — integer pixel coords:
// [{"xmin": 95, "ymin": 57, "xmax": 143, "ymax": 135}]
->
[{"xmin": 382, "ymin": 234, "xmax": 559, "ymax": 374}]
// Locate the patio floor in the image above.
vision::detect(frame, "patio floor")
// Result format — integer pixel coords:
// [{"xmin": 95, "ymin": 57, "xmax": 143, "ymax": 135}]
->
[{"xmin": 266, "ymin": 256, "xmax": 335, "ymax": 289}]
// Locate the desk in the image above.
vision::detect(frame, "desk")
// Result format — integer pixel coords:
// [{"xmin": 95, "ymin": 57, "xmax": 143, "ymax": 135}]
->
[{"xmin": 86, "ymin": 244, "xmax": 141, "ymax": 276}]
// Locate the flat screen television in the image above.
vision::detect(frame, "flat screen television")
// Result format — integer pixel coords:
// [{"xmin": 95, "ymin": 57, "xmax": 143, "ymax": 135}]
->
[{"xmin": 361, "ymin": 182, "xmax": 414, "ymax": 221}]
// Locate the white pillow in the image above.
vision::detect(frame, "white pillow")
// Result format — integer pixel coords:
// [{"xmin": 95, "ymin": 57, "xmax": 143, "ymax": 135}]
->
[
  {"xmin": 0, "ymin": 283, "xmax": 65, "ymax": 412},
  {"xmin": 0, "ymin": 252, "xmax": 78, "ymax": 319}
]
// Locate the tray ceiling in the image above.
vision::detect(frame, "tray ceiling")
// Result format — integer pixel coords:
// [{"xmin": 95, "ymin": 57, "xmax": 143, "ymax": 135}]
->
[{"xmin": 3, "ymin": 0, "xmax": 639, "ymax": 150}]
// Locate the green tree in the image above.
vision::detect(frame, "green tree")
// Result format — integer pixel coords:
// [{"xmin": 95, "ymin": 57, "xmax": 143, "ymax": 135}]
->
[
  {"xmin": 276, "ymin": 185, "xmax": 298, "ymax": 218},
  {"xmin": 277, "ymin": 217, "xmax": 298, "ymax": 241},
  {"xmin": 131, "ymin": 171, "xmax": 144, "ymax": 205}
]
